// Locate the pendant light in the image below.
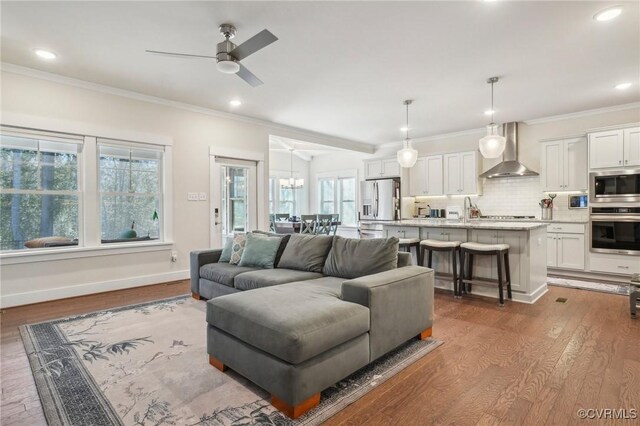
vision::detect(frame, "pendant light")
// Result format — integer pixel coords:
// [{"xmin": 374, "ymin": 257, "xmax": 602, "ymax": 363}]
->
[
  {"xmin": 479, "ymin": 77, "xmax": 506, "ymax": 159},
  {"xmin": 279, "ymin": 148, "xmax": 304, "ymax": 189},
  {"xmin": 397, "ymin": 100, "xmax": 418, "ymax": 168}
]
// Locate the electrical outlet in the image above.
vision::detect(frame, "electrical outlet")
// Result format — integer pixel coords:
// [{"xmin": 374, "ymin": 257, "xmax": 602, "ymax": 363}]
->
[
  {"xmin": 198, "ymin": 192, "xmax": 207, "ymax": 201},
  {"xmin": 187, "ymin": 192, "xmax": 198, "ymax": 201},
  {"xmin": 171, "ymin": 251, "xmax": 178, "ymax": 262}
]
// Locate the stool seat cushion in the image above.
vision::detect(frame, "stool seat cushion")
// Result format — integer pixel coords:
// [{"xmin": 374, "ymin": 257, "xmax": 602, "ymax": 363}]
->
[
  {"xmin": 461, "ymin": 242, "xmax": 509, "ymax": 251},
  {"xmin": 398, "ymin": 238, "xmax": 420, "ymax": 245},
  {"xmin": 420, "ymin": 239, "xmax": 461, "ymax": 248}
]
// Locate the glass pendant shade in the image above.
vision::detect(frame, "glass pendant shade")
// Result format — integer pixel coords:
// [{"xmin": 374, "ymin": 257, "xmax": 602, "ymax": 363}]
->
[
  {"xmin": 478, "ymin": 124, "xmax": 506, "ymax": 159},
  {"xmin": 397, "ymin": 139, "xmax": 418, "ymax": 168}
]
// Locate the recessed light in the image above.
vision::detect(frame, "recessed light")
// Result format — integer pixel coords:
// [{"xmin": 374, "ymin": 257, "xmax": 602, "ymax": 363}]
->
[
  {"xmin": 615, "ymin": 82, "xmax": 632, "ymax": 90},
  {"xmin": 484, "ymin": 109, "xmax": 495, "ymax": 116},
  {"xmin": 594, "ymin": 6, "xmax": 623, "ymax": 22},
  {"xmin": 229, "ymin": 100, "xmax": 242, "ymax": 107},
  {"xmin": 400, "ymin": 127, "xmax": 410, "ymax": 132},
  {"xmin": 34, "ymin": 49, "xmax": 57, "ymax": 60}
]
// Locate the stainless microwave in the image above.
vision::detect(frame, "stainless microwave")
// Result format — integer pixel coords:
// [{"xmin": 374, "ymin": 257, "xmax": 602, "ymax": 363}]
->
[{"xmin": 589, "ymin": 168, "xmax": 640, "ymax": 204}]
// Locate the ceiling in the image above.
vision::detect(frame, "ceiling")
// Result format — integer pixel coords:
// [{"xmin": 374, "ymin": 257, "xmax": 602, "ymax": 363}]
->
[
  {"xmin": 269, "ymin": 136, "xmax": 350, "ymax": 161},
  {"xmin": 2, "ymin": 1, "xmax": 639, "ymax": 146}
]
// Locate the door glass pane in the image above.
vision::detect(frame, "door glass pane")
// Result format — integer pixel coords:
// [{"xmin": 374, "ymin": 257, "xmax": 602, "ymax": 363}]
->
[{"xmin": 221, "ymin": 166, "xmax": 248, "ymax": 237}]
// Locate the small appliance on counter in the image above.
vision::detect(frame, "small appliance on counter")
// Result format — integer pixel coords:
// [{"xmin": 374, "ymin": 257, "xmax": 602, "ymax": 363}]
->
[
  {"xmin": 569, "ymin": 194, "xmax": 588, "ymax": 209},
  {"xmin": 446, "ymin": 205, "xmax": 463, "ymax": 220}
]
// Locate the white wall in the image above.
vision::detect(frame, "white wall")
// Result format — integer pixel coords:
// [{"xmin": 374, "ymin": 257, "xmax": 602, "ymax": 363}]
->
[
  {"xmin": 269, "ymin": 150, "xmax": 310, "ymax": 214},
  {"xmin": 0, "ymin": 70, "xmax": 363, "ymax": 307}
]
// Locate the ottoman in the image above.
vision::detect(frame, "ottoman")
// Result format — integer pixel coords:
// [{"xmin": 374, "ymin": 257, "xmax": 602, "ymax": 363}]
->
[{"xmin": 206, "ymin": 280, "xmax": 371, "ymax": 418}]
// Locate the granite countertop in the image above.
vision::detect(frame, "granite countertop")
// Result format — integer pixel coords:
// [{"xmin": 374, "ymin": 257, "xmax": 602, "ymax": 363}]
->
[{"xmin": 361, "ymin": 219, "xmax": 549, "ymax": 230}]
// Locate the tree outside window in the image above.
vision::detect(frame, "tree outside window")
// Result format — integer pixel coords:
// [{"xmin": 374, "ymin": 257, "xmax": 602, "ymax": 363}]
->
[{"xmin": 0, "ymin": 132, "xmax": 80, "ymax": 250}]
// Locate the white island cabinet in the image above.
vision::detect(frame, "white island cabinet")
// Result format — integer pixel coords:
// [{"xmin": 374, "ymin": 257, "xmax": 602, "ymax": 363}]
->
[{"xmin": 374, "ymin": 219, "xmax": 548, "ymax": 304}]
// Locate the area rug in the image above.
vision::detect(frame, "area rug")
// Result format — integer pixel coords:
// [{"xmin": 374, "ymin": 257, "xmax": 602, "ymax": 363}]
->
[
  {"xmin": 548, "ymin": 276, "xmax": 630, "ymax": 296},
  {"xmin": 20, "ymin": 295, "xmax": 443, "ymax": 426}
]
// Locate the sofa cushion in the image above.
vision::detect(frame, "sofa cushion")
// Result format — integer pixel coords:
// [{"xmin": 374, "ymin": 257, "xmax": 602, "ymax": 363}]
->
[
  {"xmin": 323, "ymin": 236, "xmax": 399, "ymax": 279},
  {"xmin": 234, "ymin": 268, "xmax": 323, "ymax": 291},
  {"xmin": 277, "ymin": 234, "xmax": 334, "ymax": 273},
  {"xmin": 207, "ymin": 282, "xmax": 370, "ymax": 364},
  {"xmin": 238, "ymin": 233, "xmax": 282, "ymax": 269},
  {"xmin": 219, "ymin": 237, "xmax": 234, "ymax": 263},
  {"xmin": 200, "ymin": 263, "xmax": 258, "ymax": 287},
  {"xmin": 252, "ymin": 230, "xmax": 291, "ymax": 267},
  {"xmin": 229, "ymin": 234, "xmax": 248, "ymax": 265}
]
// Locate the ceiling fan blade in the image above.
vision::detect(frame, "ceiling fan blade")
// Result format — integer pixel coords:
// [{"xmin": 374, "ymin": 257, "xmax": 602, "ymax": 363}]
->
[
  {"xmin": 145, "ymin": 50, "xmax": 217, "ymax": 59},
  {"xmin": 236, "ymin": 63, "xmax": 263, "ymax": 87},
  {"xmin": 229, "ymin": 29, "xmax": 278, "ymax": 61}
]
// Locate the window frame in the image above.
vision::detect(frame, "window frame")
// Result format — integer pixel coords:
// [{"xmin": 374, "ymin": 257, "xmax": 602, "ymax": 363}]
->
[
  {"xmin": 269, "ymin": 172, "xmax": 300, "ymax": 217},
  {"xmin": 0, "ymin": 124, "xmax": 173, "ymax": 262}
]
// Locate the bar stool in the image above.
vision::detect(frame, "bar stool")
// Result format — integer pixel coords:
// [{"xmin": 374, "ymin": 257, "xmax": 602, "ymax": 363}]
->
[
  {"xmin": 459, "ymin": 242, "xmax": 512, "ymax": 306},
  {"xmin": 420, "ymin": 240, "xmax": 462, "ymax": 298},
  {"xmin": 399, "ymin": 238, "xmax": 421, "ymax": 265}
]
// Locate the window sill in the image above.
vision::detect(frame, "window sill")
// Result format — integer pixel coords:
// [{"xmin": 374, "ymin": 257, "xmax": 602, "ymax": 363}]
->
[{"xmin": 0, "ymin": 241, "xmax": 174, "ymax": 265}]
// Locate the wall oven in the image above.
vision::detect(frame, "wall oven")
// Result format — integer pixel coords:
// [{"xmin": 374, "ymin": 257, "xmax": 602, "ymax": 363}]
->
[
  {"xmin": 589, "ymin": 169, "xmax": 640, "ymax": 204},
  {"xmin": 590, "ymin": 207, "xmax": 640, "ymax": 256}
]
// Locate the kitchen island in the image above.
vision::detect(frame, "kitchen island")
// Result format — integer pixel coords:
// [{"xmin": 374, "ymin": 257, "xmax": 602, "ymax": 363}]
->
[{"xmin": 362, "ymin": 219, "xmax": 548, "ymax": 303}]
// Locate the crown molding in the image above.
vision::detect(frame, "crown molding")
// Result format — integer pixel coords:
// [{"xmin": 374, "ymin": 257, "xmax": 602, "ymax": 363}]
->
[
  {"xmin": 1, "ymin": 62, "xmax": 375, "ymax": 154},
  {"xmin": 524, "ymin": 101, "xmax": 640, "ymax": 125}
]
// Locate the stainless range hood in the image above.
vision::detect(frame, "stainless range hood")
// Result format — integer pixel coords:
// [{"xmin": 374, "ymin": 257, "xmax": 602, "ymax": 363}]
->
[{"xmin": 479, "ymin": 122, "xmax": 538, "ymax": 179}]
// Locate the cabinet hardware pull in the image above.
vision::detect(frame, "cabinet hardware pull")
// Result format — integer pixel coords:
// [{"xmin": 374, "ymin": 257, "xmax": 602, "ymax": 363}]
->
[{"xmin": 618, "ymin": 265, "xmax": 629, "ymax": 269}]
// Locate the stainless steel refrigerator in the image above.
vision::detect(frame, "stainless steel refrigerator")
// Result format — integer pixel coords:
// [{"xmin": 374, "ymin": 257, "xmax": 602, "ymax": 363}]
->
[{"xmin": 360, "ymin": 178, "xmax": 400, "ymax": 221}]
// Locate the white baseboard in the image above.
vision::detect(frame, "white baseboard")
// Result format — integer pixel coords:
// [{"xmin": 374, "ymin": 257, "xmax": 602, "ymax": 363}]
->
[
  {"xmin": 434, "ymin": 280, "xmax": 548, "ymax": 304},
  {"xmin": 0, "ymin": 270, "xmax": 189, "ymax": 309}
]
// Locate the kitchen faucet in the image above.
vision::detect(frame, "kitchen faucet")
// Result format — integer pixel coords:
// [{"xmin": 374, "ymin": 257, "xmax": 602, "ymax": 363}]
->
[{"xmin": 464, "ymin": 196, "xmax": 472, "ymax": 223}]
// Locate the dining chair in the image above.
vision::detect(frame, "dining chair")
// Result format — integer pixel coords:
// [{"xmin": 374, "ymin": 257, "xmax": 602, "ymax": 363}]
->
[
  {"xmin": 329, "ymin": 214, "xmax": 340, "ymax": 236},
  {"xmin": 275, "ymin": 213, "xmax": 290, "ymax": 222},
  {"xmin": 269, "ymin": 214, "xmax": 276, "ymax": 232},
  {"xmin": 300, "ymin": 215, "xmax": 317, "ymax": 234},
  {"xmin": 316, "ymin": 214, "xmax": 333, "ymax": 235}
]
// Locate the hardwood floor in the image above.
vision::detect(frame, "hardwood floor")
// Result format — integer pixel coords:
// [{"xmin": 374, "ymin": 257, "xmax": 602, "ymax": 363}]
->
[{"xmin": 1, "ymin": 282, "xmax": 638, "ymax": 425}]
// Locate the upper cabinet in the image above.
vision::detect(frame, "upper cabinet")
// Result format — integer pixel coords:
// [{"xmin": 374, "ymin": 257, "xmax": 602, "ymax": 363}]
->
[
  {"xmin": 540, "ymin": 137, "xmax": 587, "ymax": 192},
  {"xmin": 364, "ymin": 158, "xmax": 401, "ymax": 179},
  {"xmin": 444, "ymin": 151, "xmax": 481, "ymax": 195},
  {"xmin": 589, "ymin": 126, "xmax": 640, "ymax": 169},
  {"xmin": 408, "ymin": 155, "xmax": 443, "ymax": 196}
]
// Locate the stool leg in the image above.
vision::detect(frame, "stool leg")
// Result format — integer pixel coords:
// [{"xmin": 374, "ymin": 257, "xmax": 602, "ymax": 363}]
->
[
  {"xmin": 459, "ymin": 250, "xmax": 466, "ymax": 296},
  {"xmin": 467, "ymin": 254, "xmax": 474, "ymax": 293},
  {"xmin": 428, "ymin": 250, "xmax": 433, "ymax": 269},
  {"xmin": 504, "ymin": 251, "xmax": 512, "ymax": 299},
  {"xmin": 420, "ymin": 246, "xmax": 426, "ymax": 267},
  {"xmin": 416, "ymin": 244, "xmax": 422, "ymax": 266},
  {"xmin": 451, "ymin": 248, "xmax": 458, "ymax": 298},
  {"xmin": 497, "ymin": 252, "xmax": 505, "ymax": 307}
]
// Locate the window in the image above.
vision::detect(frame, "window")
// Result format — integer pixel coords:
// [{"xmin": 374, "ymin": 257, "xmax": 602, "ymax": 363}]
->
[
  {"xmin": 98, "ymin": 142, "xmax": 163, "ymax": 242},
  {"xmin": 268, "ymin": 176, "xmax": 299, "ymax": 217},
  {"xmin": 0, "ymin": 130, "xmax": 81, "ymax": 250},
  {"xmin": 316, "ymin": 174, "xmax": 357, "ymax": 226}
]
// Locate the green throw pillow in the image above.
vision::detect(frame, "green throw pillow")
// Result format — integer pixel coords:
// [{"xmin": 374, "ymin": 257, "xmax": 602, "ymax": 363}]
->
[
  {"xmin": 238, "ymin": 233, "xmax": 282, "ymax": 269},
  {"xmin": 218, "ymin": 237, "xmax": 234, "ymax": 263}
]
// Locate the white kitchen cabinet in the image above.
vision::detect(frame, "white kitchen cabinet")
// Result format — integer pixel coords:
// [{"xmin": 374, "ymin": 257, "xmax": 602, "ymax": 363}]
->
[
  {"xmin": 623, "ymin": 127, "xmax": 640, "ymax": 167},
  {"xmin": 589, "ymin": 130, "xmax": 625, "ymax": 169},
  {"xmin": 408, "ymin": 155, "xmax": 443, "ymax": 196},
  {"xmin": 540, "ymin": 137, "xmax": 587, "ymax": 192},
  {"xmin": 364, "ymin": 158, "xmax": 401, "ymax": 179},
  {"xmin": 589, "ymin": 252, "xmax": 638, "ymax": 275},
  {"xmin": 546, "ymin": 223, "xmax": 585, "ymax": 271},
  {"xmin": 444, "ymin": 151, "xmax": 480, "ymax": 195}
]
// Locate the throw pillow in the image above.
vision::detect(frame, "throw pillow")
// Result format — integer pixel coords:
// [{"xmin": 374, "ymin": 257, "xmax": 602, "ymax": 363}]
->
[
  {"xmin": 229, "ymin": 233, "xmax": 248, "ymax": 265},
  {"xmin": 238, "ymin": 233, "xmax": 282, "ymax": 269},
  {"xmin": 24, "ymin": 236, "xmax": 72, "ymax": 248},
  {"xmin": 323, "ymin": 236, "xmax": 399, "ymax": 279},
  {"xmin": 218, "ymin": 237, "xmax": 234, "ymax": 263},
  {"xmin": 277, "ymin": 234, "xmax": 334, "ymax": 273},
  {"xmin": 251, "ymin": 230, "xmax": 291, "ymax": 267}
]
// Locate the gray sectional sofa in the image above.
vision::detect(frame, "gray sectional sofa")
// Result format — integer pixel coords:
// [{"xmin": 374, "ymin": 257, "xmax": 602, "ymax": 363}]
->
[{"xmin": 190, "ymin": 233, "xmax": 435, "ymax": 419}]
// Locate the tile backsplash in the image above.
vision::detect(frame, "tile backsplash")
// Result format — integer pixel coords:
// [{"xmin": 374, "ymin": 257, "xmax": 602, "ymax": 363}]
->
[{"xmin": 407, "ymin": 176, "xmax": 589, "ymax": 221}]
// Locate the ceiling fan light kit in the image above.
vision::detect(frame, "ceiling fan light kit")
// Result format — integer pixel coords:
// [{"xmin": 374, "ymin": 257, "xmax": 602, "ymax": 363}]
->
[
  {"xmin": 146, "ymin": 22, "xmax": 278, "ymax": 87},
  {"xmin": 397, "ymin": 100, "xmax": 418, "ymax": 168},
  {"xmin": 479, "ymin": 77, "xmax": 506, "ymax": 159}
]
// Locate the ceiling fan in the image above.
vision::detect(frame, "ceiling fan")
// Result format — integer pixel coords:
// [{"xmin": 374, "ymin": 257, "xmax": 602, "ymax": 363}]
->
[{"xmin": 146, "ymin": 23, "xmax": 278, "ymax": 87}]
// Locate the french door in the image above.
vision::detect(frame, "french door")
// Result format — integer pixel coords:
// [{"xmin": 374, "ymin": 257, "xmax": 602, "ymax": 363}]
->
[{"xmin": 210, "ymin": 157, "xmax": 258, "ymax": 248}]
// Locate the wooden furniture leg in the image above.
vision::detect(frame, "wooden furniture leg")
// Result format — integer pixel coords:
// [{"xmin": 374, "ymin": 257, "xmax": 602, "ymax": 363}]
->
[
  {"xmin": 419, "ymin": 327, "xmax": 433, "ymax": 340},
  {"xmin": 272, "ymin": 393, "xmax": 320, "ymax": 419},
  {"xmin": 192, "ymin": 292, "xmax": 203, "ymax": 300},
  {"xmin": 209, "ymin": 355, "xmax": 227, "ymax": 372}
]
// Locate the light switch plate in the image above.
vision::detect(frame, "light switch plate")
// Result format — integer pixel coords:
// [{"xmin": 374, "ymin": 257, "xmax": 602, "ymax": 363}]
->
[
  {"xmin": 198, "ymin": 192, "xmax": 207, "ymax": 201},
  {"xmin": 187, "ymin": 192, "xmax": 198, "ymax": 201}
]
